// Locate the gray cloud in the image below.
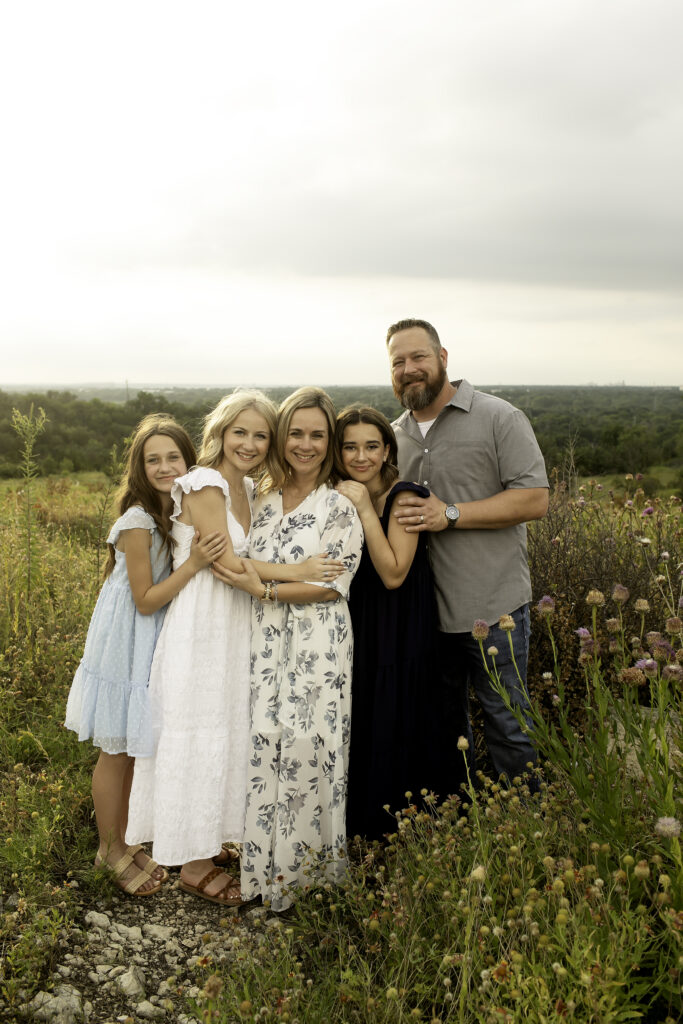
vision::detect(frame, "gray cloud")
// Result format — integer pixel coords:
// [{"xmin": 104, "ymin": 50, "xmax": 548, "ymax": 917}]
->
[{"xmin": 73, "ymin": 1, "xmax": 683, "ymax": 292}]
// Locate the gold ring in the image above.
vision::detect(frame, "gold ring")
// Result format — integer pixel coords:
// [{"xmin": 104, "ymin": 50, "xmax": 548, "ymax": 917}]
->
[{"xmin": 420, "ymin": 514, "xmax": 425, "ymax": 523}]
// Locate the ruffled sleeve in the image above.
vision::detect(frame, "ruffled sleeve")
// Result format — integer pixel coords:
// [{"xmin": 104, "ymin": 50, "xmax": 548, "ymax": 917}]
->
[
  {"xmin": 306, "ymin": 488, "xmax": 364, "ymax": 600},
  {"xmin": 106, "ymin": 506, "xmax": 156, "ymax": 546},
  {"xmin": 171, "ymin": 467, "xmax": 232, "ymax": 521}
]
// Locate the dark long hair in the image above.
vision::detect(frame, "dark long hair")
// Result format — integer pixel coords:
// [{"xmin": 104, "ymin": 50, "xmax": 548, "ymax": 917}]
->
[
  {"xmin": 334, "ymin": 405, "xmax": 399, "ymax": 490},
  {"xmin": 103, "ymin": 414, "xmax": 197, "ymax": 578}
]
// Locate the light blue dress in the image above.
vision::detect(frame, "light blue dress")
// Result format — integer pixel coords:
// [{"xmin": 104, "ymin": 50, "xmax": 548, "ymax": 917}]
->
[{"xmin": 65, "ymin": 506, "xmax": 170, "ymax": 757}]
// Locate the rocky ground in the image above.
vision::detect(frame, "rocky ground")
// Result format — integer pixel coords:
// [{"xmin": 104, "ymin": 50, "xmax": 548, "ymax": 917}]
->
[{"xmin": 11, "ymin": 868, "xmax": 279, "ymax": 1024}]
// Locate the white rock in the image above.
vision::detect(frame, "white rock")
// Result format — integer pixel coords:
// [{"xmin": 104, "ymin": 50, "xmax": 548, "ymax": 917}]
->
[
  {"xmin": 136, "ymin": 999, "xmax": 166, "ymax": 1019},
  {"xmin": 143, "ymin": 923, "xmax": 174, "ymax": 941},
  {"xmin": 117, "ymin": 964, "xmax": 146, "ymax": 998},
  {"xmin": 27, "ymin": 984, "xmax": 82, "ymax": 1023},
  {"xmin": 84, "ymin": 910, "xmax": 110, "ymax": 930},
  {"xmin": 112, "ymin": 921, "xmax": 143, "ymax": 942}
]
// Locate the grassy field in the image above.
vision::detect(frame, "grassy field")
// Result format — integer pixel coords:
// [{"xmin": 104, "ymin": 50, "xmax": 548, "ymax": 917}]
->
[{"xmin": 0, "ymin": 468, "xmax": 682, "ymax": 1022}]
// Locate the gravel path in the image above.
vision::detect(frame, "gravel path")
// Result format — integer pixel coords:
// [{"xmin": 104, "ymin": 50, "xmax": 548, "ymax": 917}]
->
[{"xmin": 13, "ymin": 866, "xmax": 279, "ymax": 1024}]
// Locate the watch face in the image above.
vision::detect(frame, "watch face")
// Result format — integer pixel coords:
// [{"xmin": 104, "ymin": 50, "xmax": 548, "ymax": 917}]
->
[{"xmin": 446, "ymin": 504, "xmax": 459, "ymax": 522}]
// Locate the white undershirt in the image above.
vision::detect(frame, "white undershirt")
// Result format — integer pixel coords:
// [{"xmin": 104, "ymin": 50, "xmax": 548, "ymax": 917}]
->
[{"xmin": 417, "ymin": 417, "xmax": 437, "ymax": 438}]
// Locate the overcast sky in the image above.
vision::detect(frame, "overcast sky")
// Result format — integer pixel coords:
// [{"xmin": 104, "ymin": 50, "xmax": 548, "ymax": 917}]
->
[{"xmin": 1, "ymin": 0, "xmax": 682, "ymax": 389}]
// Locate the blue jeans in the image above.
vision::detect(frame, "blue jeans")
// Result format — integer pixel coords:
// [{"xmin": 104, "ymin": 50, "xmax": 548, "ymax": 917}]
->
[{"xmin": 437, "ymin": 604, "xmax": 537, "ymax": 783}]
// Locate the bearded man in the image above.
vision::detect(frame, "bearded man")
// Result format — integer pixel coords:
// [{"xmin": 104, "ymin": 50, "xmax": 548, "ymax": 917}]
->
[{"xmin": 387, "ymin": 318, "xmax": 549, "ymax": 786}]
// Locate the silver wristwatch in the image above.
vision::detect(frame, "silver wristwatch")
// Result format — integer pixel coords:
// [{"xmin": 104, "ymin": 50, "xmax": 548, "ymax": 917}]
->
[{"xmin": 445, "ymin": 503, "xmax": 460, "ymax": 528}]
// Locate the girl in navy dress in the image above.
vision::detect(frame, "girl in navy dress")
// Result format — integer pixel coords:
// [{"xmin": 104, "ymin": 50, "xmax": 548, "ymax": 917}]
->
[
  {"xmin": 65, "ymin": 414, "xmax": 226, "ymax": 895},
  {"xmin": 335, "ymin": 406, "xmax": 458, "ymax": 841}
]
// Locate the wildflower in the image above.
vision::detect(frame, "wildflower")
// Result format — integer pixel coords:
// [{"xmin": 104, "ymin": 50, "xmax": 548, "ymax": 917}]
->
[
  {"xmin": 625, "ymin": 473, "xmax": 634, "ymax": 480},
  {"xmin": 655, "ymin": 574, "xmax": 666, "ymax": 584},
  {"xmin": 663, "ymin": 664, "xmax": 683, "ymax": 682},
  {"xmin": 611, "ymin": 584, "xmax": 630, "ymax": 604},
  {"xmin": 203, "ymin": 975, "xmax": 224, "ymax": 1000},
  {"xmin": 637, "ymin": 537, "xmax": 651, "ymax": 546},
  {"xmin": 586, "ymin": 590, "xmax": 605, "ymax": 606},
  {"xmin": 655, "ymin": 817, "xmax": 681, "ymax": 839},
  {"xmin": 618, "ymin": 667, "xmax": 646, "ymax": 686},
  {"xmin": 625, "ymin": 499, "xmax": 634, "ymax": 507},
  {"xmin": 542, "ymin": 671, "xmax": 553, "ymax": 680},
  {"xmin": 605, "ymin": 618, "xmax": 620, "ymax": 633},
  {"xmin": 641, "ymin": 506, "xmax": 654, "ymax": 517},
  {"xmin": 551, "ymin": 694, "xmax": 560, "ymax": 705},
  {"xmin": 660, "ymin": 551, "xmax": 670, "ymax": 562},
  {"xmin": 472, "ymin": 620, "xmax": 490, "ymax": 640},
  {"xmin": 457, "ymin": 736, "xmax": 469, "ymax": 751},
  {"xmin": 635, "ymin": 659, "xmax": 658, "ymax": 678},
  {"xmin": 633, "ymin": 860, "xmax": 650, "ymax": 880},
  {"xmin": 386, "ymin": 987, "xmax": 399, "ymax": 1000},
  {"xmin": 634, "ymin": 599, "xmax": 650, "ymax": 613},
  {"xmin": 537, "ymin": 595, "xmax": 555, "ymax": 615},
  {"xmin": 487, "ymin": 646, "xmax": 499, "ymax": 657},
  {"xmin": 665, "ymin": 617, "xmax": 682, "ymax": 635},
  {"xmin": 498, "ymin": 614, "xmax": 516, "ymax": 631},
  {"xmin": 470, "ymin": 865, "xmax": 487, "ymax": 883},
  {"xmin": 575, "ymin": 627, "xmax": 591, "ymax": 640},
  {"xmin": 652, "ymin": 641, "xmax": 674, "ymax": 663},
  {"xmin": 608, "ymin": 640, "xmax": 620, "ymax": 653},
  {"xmin": 646, "ymin": 631, "xmax": 662, "ymax": 645}
]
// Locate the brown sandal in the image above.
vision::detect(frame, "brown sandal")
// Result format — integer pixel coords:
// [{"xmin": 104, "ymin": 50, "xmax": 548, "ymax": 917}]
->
[
  {"xmin": 97, "ymin": 851, "xmax": 162, "ymax": 897},
  {"xmin": 178, "ymin": 867, "xmax": 244, "ymax": 906}
]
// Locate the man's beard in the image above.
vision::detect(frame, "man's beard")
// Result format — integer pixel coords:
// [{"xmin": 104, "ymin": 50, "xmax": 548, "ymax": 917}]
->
[{"xmin": 394, "ymin": 362, "xmax": 448, "ymax": 411}]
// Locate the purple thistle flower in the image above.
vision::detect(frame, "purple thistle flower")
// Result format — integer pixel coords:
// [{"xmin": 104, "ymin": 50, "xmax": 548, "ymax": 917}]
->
[
  {"xmin": 471, "ymin": 620, "xmax": 490, "ymax": 641},
  {"xmin": 611, "ymin": 584, "xmax": 630, "ymax": 604},
  {"xmin": 635, "ymin": 658, "xmax": 658, "ymax": 678},
  {"xmin": 641, "ymin": 506, "xmax": 654, "ymax": 517},
  {"xmin": 575, "ymin": 627, "xmax": 592, "ymax": 640},
  {"xmin": 537, "ymin": 595, "xmax": 556, "ymax": 616}
]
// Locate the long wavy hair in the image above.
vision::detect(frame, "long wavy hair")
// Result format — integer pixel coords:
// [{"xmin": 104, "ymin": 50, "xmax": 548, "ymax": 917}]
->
[
  {"xmin": 196, "ymin": 389, "xmax": 279, "ymax": 493},
  {"xmin": 334, "ymin": 405, "xmax": 399, "ymax": 490},
  {"xmin": 104, "ymin": 414, "xmax": 197, "ymax": 578},
  {"xmin": 263, "ymin": 386, "xmax": 337, "ymax": 493}
]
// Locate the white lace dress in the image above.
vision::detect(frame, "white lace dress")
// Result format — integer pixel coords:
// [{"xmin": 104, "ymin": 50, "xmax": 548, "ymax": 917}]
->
[{"xmin": 126, "ymin": 467, "xmax": 253, "ymax": 866}]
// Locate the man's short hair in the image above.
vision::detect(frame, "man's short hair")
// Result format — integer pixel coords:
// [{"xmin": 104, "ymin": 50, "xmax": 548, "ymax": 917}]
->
[{"xmin": 386, "ymin": 318, "xmax": 441, "ymax": 352}]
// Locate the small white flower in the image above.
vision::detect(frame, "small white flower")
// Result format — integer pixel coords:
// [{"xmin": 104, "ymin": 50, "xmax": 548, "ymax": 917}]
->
[{"xmin": 655, "ymin": 816, "xmax": 681, "ymax": 839}]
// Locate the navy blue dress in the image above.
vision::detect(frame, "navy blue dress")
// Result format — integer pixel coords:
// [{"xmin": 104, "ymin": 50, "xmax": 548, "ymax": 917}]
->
[{"xmin": 346, "ymin": 481, "xmax": 459, "ymax": 840}]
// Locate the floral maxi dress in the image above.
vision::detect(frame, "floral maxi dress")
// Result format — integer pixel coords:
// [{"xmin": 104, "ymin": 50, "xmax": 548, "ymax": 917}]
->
[{"xmin": 241, "ymin": 485, "xmax": 363, "ymax": 911}]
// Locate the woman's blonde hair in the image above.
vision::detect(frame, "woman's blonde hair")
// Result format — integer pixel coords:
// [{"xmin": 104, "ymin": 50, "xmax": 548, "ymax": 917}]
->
[
  {"xmin": 197, "ymin": 389, "xmax": 280, "ymax": 492},
  {"xmin": 264, "ymin": 386, "xmax": 337, "ymax": 492}
]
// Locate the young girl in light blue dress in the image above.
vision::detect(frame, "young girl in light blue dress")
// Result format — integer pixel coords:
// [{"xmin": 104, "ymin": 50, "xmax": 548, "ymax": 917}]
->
[{"xmin": 65, "ymin": 414, "xmax": 226, "ymax": 896}]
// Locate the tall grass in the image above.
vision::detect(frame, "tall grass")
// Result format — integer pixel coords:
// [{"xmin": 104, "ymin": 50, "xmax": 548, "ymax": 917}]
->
[{"xmin": 0, "ymin": 468, "xmax": 681, "ymax": 1020}]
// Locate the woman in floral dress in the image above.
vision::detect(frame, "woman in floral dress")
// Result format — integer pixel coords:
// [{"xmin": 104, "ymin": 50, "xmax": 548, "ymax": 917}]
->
[{"xmin": 214, "ymin": 387, "xmax": 363, "ymax": 910}]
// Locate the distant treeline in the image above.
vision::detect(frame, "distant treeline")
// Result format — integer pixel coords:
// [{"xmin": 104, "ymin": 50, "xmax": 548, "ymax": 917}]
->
[{"xmin": 1, "ymin": 385, "xmax": 681, "ymax": 483}]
